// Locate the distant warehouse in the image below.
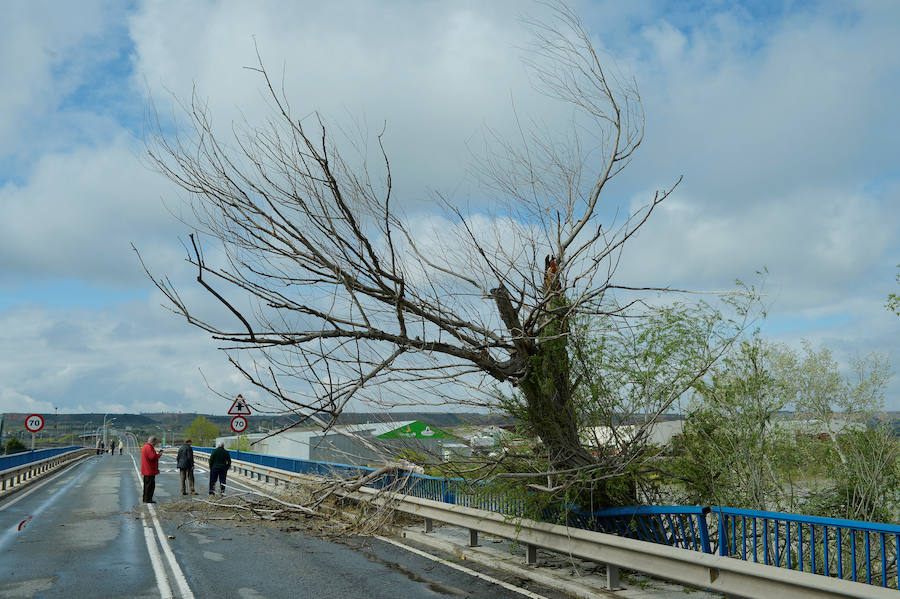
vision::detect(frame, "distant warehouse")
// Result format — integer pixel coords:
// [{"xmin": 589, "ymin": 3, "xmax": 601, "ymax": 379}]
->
[{"xmin": 215, "ymin": 420, "xmax": 465, "ymax": 467}]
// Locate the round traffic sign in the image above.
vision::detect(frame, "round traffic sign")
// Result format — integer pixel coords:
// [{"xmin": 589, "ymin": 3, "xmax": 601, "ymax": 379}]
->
[
  {"xmin": 230, "ymin": 415, "xmax": 248, "ymax": 433},
  {"xmin": 25, "ymin": 414, "xmax": 45, "ymax": 433}
]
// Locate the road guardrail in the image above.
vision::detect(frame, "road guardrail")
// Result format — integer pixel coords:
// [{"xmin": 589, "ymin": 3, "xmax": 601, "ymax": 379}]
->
[
  {"xmin": 196, "ymin": 449, "xmax": 897, "ymax": 598},
  {"xmin": 0, "ymin": 448, "xmax": 94, "ymax": 495}
]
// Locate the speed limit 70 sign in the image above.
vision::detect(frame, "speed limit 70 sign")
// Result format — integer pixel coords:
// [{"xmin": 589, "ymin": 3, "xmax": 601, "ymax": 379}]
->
[
  {"xmin": 230, "ymin": 416, "xmax": 248, "ymax": 433},
  {"xmin": 25, "ymin": 414, "xmax": 45, "ymax": 433}
]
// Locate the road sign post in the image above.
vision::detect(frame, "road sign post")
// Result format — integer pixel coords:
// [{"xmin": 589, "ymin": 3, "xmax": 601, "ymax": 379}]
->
[
  {"xmin": 228, "ymin": 394, "xmax": 252, "ymax": 416},
  {"xmin": 25, "ymin": 414, "xmax": 44, "ymax": 451},
  {"xmin": 227, "ymin": 397, "xmax": 251, "ymax": 459},
  {"xmin": 230, "ymin": 415, "xmax": 249, "ymax": 460}
]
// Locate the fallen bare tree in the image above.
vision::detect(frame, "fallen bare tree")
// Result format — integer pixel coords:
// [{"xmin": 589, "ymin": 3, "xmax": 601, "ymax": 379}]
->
[
  {"xmin": 139, "ymin": 1, "xmax": 753, "ymax": 506},
  {"xmin": 166, "ymin": 458, "xmax": 426, "ymax": 539}
]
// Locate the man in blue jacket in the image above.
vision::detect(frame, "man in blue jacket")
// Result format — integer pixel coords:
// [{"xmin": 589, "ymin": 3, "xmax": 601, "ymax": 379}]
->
[{"xmin": 208, "ymin": 442, "xmax": 232, "ymax": 496}]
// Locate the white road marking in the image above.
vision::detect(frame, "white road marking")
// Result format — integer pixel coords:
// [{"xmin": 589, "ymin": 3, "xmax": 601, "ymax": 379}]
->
[
  {"xmin": 374, "ymin": 535, "xmax": 551, "ymax": 599},
  {"xmin": 148, "ymin": 503, "xmax": 195, "ymax": 599},
  {"xmin": 142, "ymin": 512, "xmax": 174, "ymax": 599},
  {"xmin": 130, "ymin": 453, "xmax": 195, "ymax": 599}
]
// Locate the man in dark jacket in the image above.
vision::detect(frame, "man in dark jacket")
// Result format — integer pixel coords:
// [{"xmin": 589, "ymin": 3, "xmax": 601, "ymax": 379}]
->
[
  {"xmin": 177, "ymin": 439, "xmax": 197, "ymax": 495},
  {"xmin": 208, "ymin": 442, "xmax": 232, "ymax": 496}
]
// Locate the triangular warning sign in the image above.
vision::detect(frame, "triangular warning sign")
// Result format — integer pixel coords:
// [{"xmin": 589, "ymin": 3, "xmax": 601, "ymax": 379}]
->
[{"xmin": 228, "ymin": 394, "xmax": 252, "ymax": 415}]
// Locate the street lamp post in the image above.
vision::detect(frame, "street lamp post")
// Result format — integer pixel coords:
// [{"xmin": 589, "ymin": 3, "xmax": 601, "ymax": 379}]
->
[
  {"xmin": 102, "ymin": 413, "xmax": 110, "ymax": 448},
  {"xmin": 103, "ymin": 417, "xmax": 117, "ymax": 450},
  {"xmin": 155, "ymin": 425, "xmax": 168, "ymax": 448}
]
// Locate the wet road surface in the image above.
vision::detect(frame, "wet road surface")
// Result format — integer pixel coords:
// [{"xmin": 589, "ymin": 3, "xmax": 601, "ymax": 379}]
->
[{"xmin": 0, "ymin": 452, "xmax": 556, "ymax": 598}]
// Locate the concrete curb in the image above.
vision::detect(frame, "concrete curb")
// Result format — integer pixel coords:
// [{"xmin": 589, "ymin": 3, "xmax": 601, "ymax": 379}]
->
[
  {"xmin": 399, "ymin": 528, "xmax": 619, "ymax": 598},
  {"xmin": 396, "ymin": 526, "xmax": 723, "ymax": 599}
]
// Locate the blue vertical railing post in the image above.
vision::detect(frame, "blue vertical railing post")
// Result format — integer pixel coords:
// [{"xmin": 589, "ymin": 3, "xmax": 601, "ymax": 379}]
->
[
  {"xmin": 717, "ymin": 511, "xmax": 727, "ymax": 556},
  {"xmin": 741, "ymin": 517, "xmax": 747, "ymax": 561},
  {"xmin": 784, "ymin": 522, "xmax": 791, "ymax": 570},
  {"xmin": 866, "ymin": 531, "xmax": 872, "ymax": 585},
  {"xmin": 837, "ymin": 528, "xmax": 843, "ymax": 579},
  {"xmin": 822, "ymin": 527, "xmax": 828, "ymax": 576},
  {"xmin": 895, "ymin": 536, "xmax": 899, "ymax": 590},
  {"xmin": 810, "ymin": 525, "xmax": 816, "ymax": 574},
  {"xmin": 697, "ymin": 510, "xmax": 712, "ymax": 554},
  {"xmin": 775, "ymin": 522, "xmax": 780, "ymax": 567}
]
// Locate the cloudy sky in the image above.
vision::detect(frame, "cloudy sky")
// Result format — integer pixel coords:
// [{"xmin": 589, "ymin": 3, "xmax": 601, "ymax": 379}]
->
[{"xmin": 1, "ymin": 0, "xmax": 898, "ymax": 415}]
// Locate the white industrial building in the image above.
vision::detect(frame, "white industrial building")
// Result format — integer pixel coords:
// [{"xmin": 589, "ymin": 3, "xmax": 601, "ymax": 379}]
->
[
  {"xmin": 580, "ymin": 420, "xmax": 684, "ymax": 453},
  {"xmin": 216, "ymin": 420, "xmax": 460, "ymax": 467}
]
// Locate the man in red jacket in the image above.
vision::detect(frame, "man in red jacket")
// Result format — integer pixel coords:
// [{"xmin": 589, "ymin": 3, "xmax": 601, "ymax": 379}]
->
[{"xmin": 141, "ymin": 436, "xmax": 164, "ymax": 503}]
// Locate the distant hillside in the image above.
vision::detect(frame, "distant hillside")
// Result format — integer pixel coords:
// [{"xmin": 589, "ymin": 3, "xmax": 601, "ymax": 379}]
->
[
  {"xmin": 328, "ymin": 412, "xmax": 512, "ymax": 427},
  {"xmin": 0, "ymin": 411, "xmax": 513, "ymax": 437}
]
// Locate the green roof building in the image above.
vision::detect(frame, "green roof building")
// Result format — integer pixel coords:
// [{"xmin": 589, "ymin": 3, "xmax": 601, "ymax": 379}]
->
[{"xmin": 376, "ymin": 421, "xmax": 454, "ymax": 440}]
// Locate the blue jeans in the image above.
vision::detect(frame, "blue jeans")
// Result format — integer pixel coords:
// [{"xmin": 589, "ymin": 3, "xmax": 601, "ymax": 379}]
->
[{"xmin": 209, "ymin": 467, "xmax": 227, "ymax": 495}]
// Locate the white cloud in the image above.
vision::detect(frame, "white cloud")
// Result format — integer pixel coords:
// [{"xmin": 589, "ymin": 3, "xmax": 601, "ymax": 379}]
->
[
  {"xmin": 0, "ymin": 134, "xmax": 190, "ymax": 285},
  {"xmin": 126, "ymin": 1, "xmax": 572, "ymax": 205},
  {"xmin": 619, "ymin": 185, "xmax": 897, "ymax": 304},
  {"xmin": 628, "ymin": 1, "xmax": 900, "ymax": 202},
  {"xmin": 0, "ymin": 299, "xmax": 240, "ymax": 414},
  {"xmin": 0, "ymin": 1, "xmax": 133, "ymax": 165},
  {"xmin": 2, "ymin": 0, "xmax": 900, "ymax": 412}
]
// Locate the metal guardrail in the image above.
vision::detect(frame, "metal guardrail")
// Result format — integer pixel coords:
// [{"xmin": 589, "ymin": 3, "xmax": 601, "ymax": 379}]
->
[
  {"xmin": 0, "ymin": 446, "xmax": 83, "ymax": 471},
  {"xmin": 357, "ymin": 487, "xmax": 900, "ymax": 599},
  {"xmin": 197, "ymin": 448, "xmax": 898, "ymax": 598},
  {"xmin": 0, "ymin": 447, "xmax": 93, "ymax": 493},
  {"xmin": 195, "ymin": 447, "xmax": 900, "ymax": 590}
]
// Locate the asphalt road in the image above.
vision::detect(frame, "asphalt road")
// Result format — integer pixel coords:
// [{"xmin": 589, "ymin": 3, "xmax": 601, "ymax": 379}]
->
[{"xmin": 0, "ymin": 452, "xmax": 558, "ymax": 599}]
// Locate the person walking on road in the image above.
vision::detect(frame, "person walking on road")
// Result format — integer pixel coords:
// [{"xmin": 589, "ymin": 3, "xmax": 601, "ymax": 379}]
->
[
  {"xmin": 177, "ymin": 439, "xmax": 197, "ymax": 495},
  {"xmin": 118, "ymin": 439, "xmax": 124, "ymax": 455},
  {"xmin": 141, "ymin": 436, "xmax": 164, "ymax": 504},
  {"xmin": 208, "ymin": 442, "xmax": 231, "ymax": 496}
]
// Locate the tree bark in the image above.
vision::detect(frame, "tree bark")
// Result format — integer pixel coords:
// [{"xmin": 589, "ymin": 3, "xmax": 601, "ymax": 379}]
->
[{"xmin": 492, "ymin": 284, "xmax": 594, "ymax": 472}]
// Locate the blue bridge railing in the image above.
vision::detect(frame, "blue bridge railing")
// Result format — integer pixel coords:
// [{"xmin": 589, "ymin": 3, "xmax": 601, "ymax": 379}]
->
[
  {"xmin": 578, "ymin": 505, "xmax": 712, "ymax": 553},
  {"xmin": 0, "ymin": 446, "xmax": 83, "ymax": 472},
  {"xmin": 197, "ymin": 447, "xmax": 899, "ymax": 590},
  {"xmin": 712, "ymin": 506, "xmax": 900, "ymax": 589}
]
